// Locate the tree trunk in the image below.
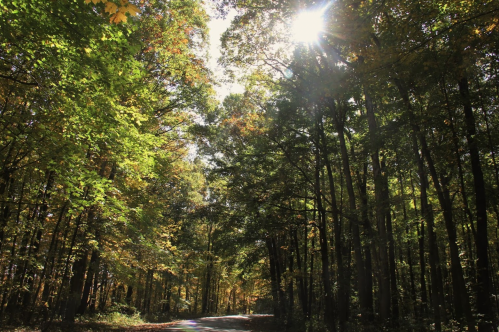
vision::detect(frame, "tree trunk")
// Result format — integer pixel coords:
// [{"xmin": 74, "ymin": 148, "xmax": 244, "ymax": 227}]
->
[
  {"xmin": 395, "ymin": 77, "xmax": 473, "ymax": 330},
  {"xmin": 64, "ymin": 251, "xmax": 88, "ymax": 322},
  {"xmin": 77, "ymin": 246, "xmax": 100, "ymax": 315},
  {"xmin": 364, "ymin": 89, "xmax": 392, "ymax": 324},
  {"xmin": 292, "ymin": 228, "xmax": 308, "ymax": 316},
  {"xmin": 319, "ymin": 120, "xmax": 348, "ymax": 329},
  {"xmin": 329, "ymin": 98, "xmax": 372, "ymax": 325},
  {"xmin": 458, "ymin": 75, "xmax": 494, "ymax": 332},
  {"xmin": 202, "ymin": 224, "xmax": 213, "ymax": 314},
  {"xmin": 266, "ymin": 236, "xmax": 281, "ymax": 319}
]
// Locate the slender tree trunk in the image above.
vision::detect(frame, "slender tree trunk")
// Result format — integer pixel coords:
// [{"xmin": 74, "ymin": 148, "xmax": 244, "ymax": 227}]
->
[
  {"xmin": 364, "ymin": 89, "xmax": 392, "ymax": 324},
  {"xmin": 314, "ymin": 137, "xmax": 336, "ymax": 332},
  {"xmin": 357, "ymin": 162, "xmax": 375, "ymax": 323},
  {"xmin": 308, "ymin": 217, "xmax": 316, "ymax": 322},
  {"xmin": 126, "ymin": 285, "xmax": 133, "ymax": 306},
  {"xmin": 166, "ymin": 281, "xmax": 172, "ymax": 313},
  {"xmin": 202, "ymin": 224, "xmax": 213, "ymax": 314},
  {"xmin": 64, "ymin": 251, "xmax": 89, "ymax": 322},
  {"xmin": 267, "ymin": 236, "xmax": 281, "ymax": 319},
  {"xmin": 77, "ymin": 245, "xmax": 100, "ymax": 315},
  {"xmin": 21, "ymin": 172, "xmax": 54, "ymax": 321},
  {"xmin": 320, "ymin": 120, "xmax": 348, "ymax": 329},
  {"xmin": 99, "ymin": 266, "xmax": 109, "ymax": 311},
  {"xmin": 395, "ymin": 77, "xmax": 473, "ymax": 330},
  {"xmin": 458, "ymin": 75, "xmax": 494, "ymax": 332},
  {"xmin": 292, "ymin": 228, "xmax": 307, "ymax": 316},
  {"xmin": 397, "ymin": 169, "xmax": 417, "ymax": 316},
  {"xmin": 273, "ymin": 236, "xmax": 287, "ymax": 320},
  {"xmin": 383, "ymin": 161, "xmax": 399, "ymax": 324},
  {"xmin": 287, "ymin": 242, "xmax": 294, "ymax": 323},
  {"xmin": 328, "ymin": 98, "xmax": 371, "ymax": 324},
  {"xmin": 442, "ymin": 78, "xmax": 477, "ymax": 279}
]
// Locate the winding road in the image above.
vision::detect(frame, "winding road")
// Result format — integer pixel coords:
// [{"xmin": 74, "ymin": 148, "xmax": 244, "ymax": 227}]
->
[{"xmin": 162, "ymin": 315, "xmax": 263, "ymax": 332}]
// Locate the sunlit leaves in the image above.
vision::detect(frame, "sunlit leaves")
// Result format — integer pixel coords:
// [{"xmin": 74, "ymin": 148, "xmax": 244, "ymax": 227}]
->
[
  {"xmin": 84, "ymin": 0, "xmax": 140, "ymax": 23},
  {"xmin": 105, "ymin": 2, "xmax": 118, "ymax": 15},
  {"xmin": 0, "ymin": 0, "xmax": 213, "ymax": 318}
]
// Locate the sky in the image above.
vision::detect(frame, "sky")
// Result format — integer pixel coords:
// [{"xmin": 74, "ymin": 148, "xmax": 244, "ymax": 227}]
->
[{"xmin": 205, "ymin": 4, "xmax": 245, "ymax": 101}]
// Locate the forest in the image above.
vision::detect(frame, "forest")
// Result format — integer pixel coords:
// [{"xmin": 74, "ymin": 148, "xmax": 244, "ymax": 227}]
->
[{"xmin": 1, "ymin": 0, "xmax": 499, "ymax": 331}]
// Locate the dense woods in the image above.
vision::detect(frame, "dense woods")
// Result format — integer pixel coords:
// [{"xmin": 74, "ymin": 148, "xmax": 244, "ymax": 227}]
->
[{"xmin": 1, "ymin": 0, "xmax": 499, "ymax": 331}]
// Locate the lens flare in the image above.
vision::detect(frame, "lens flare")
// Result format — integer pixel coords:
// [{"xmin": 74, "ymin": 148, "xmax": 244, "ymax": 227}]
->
[{"xmin": 291, "ymin": 10, "xmax": 324, "ymax": 43}]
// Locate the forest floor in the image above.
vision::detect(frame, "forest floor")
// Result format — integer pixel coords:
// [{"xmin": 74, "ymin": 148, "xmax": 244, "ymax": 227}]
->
[{"xmin": 2, "ymin": 314, "xmax": 284, "ymax": 332}]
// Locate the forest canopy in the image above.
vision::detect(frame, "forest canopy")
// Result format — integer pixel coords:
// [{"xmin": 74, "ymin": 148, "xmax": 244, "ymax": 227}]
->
[{"xmin": 1, "ymin": 0, "xmax": 499, "ymax": 331}]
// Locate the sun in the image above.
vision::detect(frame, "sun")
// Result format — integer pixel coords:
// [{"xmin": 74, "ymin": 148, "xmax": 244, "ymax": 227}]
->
[{"xmin": 291, "ymin": 10, "xmax": 325, "ymax": 43}]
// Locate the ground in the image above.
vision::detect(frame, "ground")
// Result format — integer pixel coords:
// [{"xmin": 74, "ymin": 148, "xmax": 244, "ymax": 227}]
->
[{"xmin": 1, "ymin": 314, "xmax": 282, "ymax": 332}]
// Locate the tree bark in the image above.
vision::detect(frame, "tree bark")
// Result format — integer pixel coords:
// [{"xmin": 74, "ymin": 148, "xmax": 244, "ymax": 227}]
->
[
  {"xmin": 64, "ymin": 251, "xmax": 89, "ymax": 322},
  {"xmin": 266, "ymin": 236, "xmax": 281, "ymax": 318},
  {"xmin": 458, "ymin": 75, "xmax": 494, "ymax": 332},
  {"xmin": 77, "ymin": 246, "xmax": 100, "ymax": 315},
  {"xmin": 395, "ymin": 77, "xmax": 473, "ymax": 330},
  {"xmin": 314, "ymin": 130, "xmax": 336, "ymax": 332},
  {"xmin": 328, "ymin": 98, "xmax": 372, "ymax": 323},
  {"xmin": 364, "ymin": 89, "xmax": 392, "ymax": 323},
  {"xmin": 319, "ymin": 120, "xmax": 348, "ymax": 329}
]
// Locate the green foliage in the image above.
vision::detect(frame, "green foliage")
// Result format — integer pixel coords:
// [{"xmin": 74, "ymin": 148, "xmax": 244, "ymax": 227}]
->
[
  {"xmin": 0, "ymin": 0, "xmax": 215, "ymax": 324},
  {"xmin": 2, "ymin": 0, "xmax": 499, "ymax": 330}
]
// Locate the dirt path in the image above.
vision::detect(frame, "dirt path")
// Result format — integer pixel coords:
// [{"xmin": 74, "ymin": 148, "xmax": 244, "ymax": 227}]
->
[{"xmin": 162, "ymin": 315, "xmax": 269, "ymax": 332}]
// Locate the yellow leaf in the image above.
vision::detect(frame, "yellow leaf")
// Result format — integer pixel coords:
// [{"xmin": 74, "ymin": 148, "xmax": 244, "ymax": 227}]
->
[
  {"xmin": 85, "ymin": 0, "xmax": 91, "ymax": 4},
  {"xmin": 127, "ymin": 4, "xmax": 140, "ymax": 16},
  {"xmin": 110, "ymin": 11, "xmax": 127, "ymax": 23},
  {"xmin": 105, "ymin": 2, "xmax": 118, "ymax": 14},
  {"xmin": 486, "ymin": 23, "xmax": 497, "ymax": 33}
]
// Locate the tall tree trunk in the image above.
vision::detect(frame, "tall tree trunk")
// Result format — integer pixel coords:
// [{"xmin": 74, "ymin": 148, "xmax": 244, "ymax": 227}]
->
[
  {"xmin": 287, "ymin": 239, "xmax": 294, "ymax": 323},
  {"xmin": 397, "ymin": 168, "xmax": 417, "ymax": 316},
  {"xmin": 314, "ymin": 131, "xmax": 336, "ymax": 332},
  {"xmin": 458, "ymin": 75, "xmax": 495, "ymax": 332},
  {"xmin": 442, "ymin": 78, "xmax": 477, "ymax": 279},
  {"xmin": 357, "ymin": 162, "xmax": 375, "ymax": 322},
  {"xmin": 292, "ymin": 228, "xmax": 308, "ymax": 316},
  {"xmin": 126, "ymin": 285, "xmax": 133, "ymax": 306},
  {"xmin": 272, "ymin": 236, "xmax": 287, "ymax": 320},
  {"xmin": 307, "ymin": 207, "xmax": 316, "ymax": 321},
  {"xmin": 64, "ymin": 251, "xmax": 89, "ymax": 322},
  {"xmin": 364, "ymin": 89, "xmax": 392, "ymax": 324},
  {"xmin": 395, "ymin": 77, "xmax": 474, "ymax": 330},
  {"xmin": 383, "ymin": 160, "xmax": 399, "ymax": 324},
  {"xmin": 202, "ymin": 224, "xmax": 213, "ymax": 314},
  {"xmin": 319, "ymin": 120, "xmax": 348, "ymax": 329},
  {"xmin": 266, "ymin": 236, "xmax": 281, "ymax": 319},
  {"xmin": 328, "ymin": 98, "xmax": 372, "ymax": 323},
  {"xmin": 22, "ymin": 171, "xmax": 55, "ymax": 319},
  {"xmin": 146, "ymin": 269, "xmax": 154, "ymax": 314},
  {"xmin": 78, "ymin": 247, "xmax": 100, "ymax": 315}
]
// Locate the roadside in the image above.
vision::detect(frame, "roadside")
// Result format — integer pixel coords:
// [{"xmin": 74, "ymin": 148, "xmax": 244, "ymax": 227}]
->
[{"xmin": 243, "ymin": 315, "xmax": 283, "ymax": 331}]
